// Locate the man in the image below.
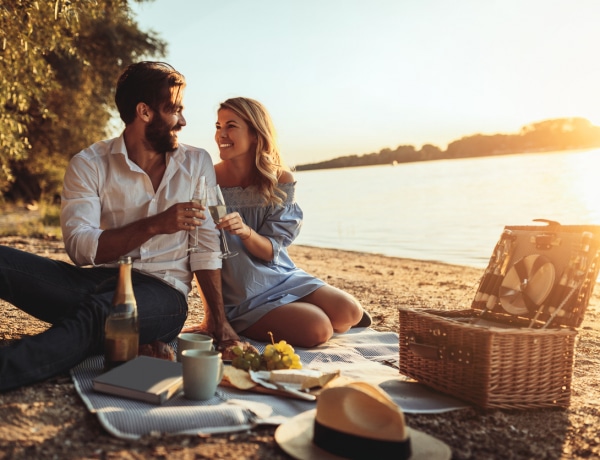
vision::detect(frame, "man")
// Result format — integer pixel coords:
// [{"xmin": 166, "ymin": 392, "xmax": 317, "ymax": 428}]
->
[{"xmin": 0, "ymin": 61, "xmax": 240, "ymax": 392}]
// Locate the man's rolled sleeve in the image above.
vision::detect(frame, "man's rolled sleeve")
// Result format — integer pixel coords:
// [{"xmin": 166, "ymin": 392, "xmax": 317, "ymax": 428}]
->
[
  {"xmin": 190, "ymin": 251, "xmax": 222, "ymax": 272},
  {"xmin": 61, "ymin": 154, "xmax": 104, "ymax": 266}
]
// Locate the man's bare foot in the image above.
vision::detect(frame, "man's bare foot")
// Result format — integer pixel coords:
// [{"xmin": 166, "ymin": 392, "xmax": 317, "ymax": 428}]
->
[{"xmin": 138, "ymin": 341, "xmax": 176, "ymax": 361}]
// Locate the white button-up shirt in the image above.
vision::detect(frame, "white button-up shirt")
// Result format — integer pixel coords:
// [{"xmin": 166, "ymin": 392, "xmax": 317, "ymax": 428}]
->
[{"xmin": 61, "ymin": 134, "xmax": 221, "ymax": 297}]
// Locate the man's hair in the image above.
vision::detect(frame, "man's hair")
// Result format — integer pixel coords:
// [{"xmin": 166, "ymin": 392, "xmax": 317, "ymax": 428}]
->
[{"xmin": 115, "ymin": 61, "xmax": 186, "ymax": 125}]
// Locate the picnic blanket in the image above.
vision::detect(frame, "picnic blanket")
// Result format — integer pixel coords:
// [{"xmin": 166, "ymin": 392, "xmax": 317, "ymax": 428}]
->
[{"xmin": 71, "ymin": 329, "xmax": 469, "ymax": 440}]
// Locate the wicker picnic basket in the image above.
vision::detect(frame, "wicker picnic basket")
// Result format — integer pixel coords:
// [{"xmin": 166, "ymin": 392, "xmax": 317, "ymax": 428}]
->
[{"xmin": 398, "ymin": 220, "xmax": 600, "ymax": 410}]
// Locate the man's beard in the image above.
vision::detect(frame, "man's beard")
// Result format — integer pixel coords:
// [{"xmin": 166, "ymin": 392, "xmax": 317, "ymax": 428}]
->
[{"xmin": 145, "ymin": 114, "xmax": 180, "ymax": 153}]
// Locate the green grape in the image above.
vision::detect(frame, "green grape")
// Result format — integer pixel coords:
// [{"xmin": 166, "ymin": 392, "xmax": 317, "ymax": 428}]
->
[
  {"xmin": 284, "ymin": 345, "xmax": 294, "ymax": 355},
  {"xmin": 231, "ymin": 334, "xmax": 303, "ymax": 371},
  {"xmin": 231, "ymin": 346, "xmax": 244, "ymax": 357},
  {"xmin": 232, "ymin": 356, "xmax": 250, "ymax": 370},
  {"xmin": 263, "ymin": 345, "xmax": 275, "ymax": 358}
]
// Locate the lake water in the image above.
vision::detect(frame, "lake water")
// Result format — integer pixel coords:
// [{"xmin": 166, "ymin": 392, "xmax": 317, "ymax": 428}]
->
[{"xmin": 293, "ymin": 148, "xmax": 600, "ymax": 269}]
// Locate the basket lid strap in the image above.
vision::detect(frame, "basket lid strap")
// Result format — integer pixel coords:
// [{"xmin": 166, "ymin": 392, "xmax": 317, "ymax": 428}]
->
[{"xmin": 512, "ymin": 256, "xmax": 549, "ymax": 314}]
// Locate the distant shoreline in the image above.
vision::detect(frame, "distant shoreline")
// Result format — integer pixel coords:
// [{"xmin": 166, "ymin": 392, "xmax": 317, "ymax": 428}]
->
[
  {"xmin": 295, "ymin": 144, "xmax": 600, "ymax": 172},
  {"xmin": 294, "ymin": 117, "xmax": 600, "ymax": 171}
]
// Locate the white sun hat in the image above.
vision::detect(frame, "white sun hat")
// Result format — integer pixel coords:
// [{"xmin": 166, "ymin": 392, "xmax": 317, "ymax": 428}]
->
[{"xmin": 275, "ymin": 381, "xmax": 451, "ymax": 460}]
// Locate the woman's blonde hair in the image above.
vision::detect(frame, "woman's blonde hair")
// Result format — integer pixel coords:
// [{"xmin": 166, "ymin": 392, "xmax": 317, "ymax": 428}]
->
[{"xmin": 218, "ymin": 97, "xmax": 288, "ymax": 205}]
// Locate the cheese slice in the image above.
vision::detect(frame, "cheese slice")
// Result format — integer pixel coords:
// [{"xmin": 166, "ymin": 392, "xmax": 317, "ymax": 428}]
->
[{"xmin": 268, "ymin": 369, "xmax": 340, "ymax": 390}]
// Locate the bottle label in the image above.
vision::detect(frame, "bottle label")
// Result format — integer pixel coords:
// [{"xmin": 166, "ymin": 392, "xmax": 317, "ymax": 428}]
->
[
  {"xmin": 105, "ymin": 334, "xmax": 139, "ymax": 362},
  {"xmin": 111, "ymin": 303, "xmax": 137, "ymax": 316}
]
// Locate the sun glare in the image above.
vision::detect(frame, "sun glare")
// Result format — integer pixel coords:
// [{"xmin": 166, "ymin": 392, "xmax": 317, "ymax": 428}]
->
[
  {"xmin": 587, "ymin": 115, "xmax": 600, "ymax": 128},
  {"xmin": 569, "ymin": 151, "xmax": 600, "ymax": 223}
]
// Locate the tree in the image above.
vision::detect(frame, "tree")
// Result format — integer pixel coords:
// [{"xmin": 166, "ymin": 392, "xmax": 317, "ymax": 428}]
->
[
  {"xmin": 520, "ymin": 117, "xmax": 600, "ymax": 151},
  {"xmin": 0, "ymin": 0, "xmax": 166, "ymax": 203},
  {"xmin": 419, "ymin": 144, "xmax": 442, "ymax": 161}
]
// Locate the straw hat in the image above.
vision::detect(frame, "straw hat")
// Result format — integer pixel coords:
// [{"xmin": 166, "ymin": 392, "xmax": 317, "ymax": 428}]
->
[{"xmin": 275, "ymin": 381, "xmax": 451, "ymax": 460}]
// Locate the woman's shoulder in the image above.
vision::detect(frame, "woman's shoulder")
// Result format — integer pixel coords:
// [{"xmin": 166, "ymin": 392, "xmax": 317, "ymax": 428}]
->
[
  {"xmin": 214, "ymin": 162, "xmax": 227, "ymax": 183},
  {"xmin": 278, "ymin": 169, "xmax": 295, "ymax": 184}
]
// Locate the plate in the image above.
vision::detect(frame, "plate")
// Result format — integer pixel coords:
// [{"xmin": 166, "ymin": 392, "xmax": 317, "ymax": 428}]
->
[{"xmin": 499, "ymin": 254, "xmax": 556, "ymax": 315}]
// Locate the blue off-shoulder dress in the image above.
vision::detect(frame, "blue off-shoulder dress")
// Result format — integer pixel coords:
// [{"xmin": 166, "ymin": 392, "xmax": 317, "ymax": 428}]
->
[{"xmin": 220, "ymin": 182, "xmax": 325, "ymax": 332}]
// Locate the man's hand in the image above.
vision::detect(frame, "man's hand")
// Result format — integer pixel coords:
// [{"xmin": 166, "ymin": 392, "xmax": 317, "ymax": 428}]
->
[
  {"xmin": 159, "ymin": 201, "xmax": 207, "ymax": 234},
  {"xmin": 95, "ymin": 201, "xmax": 206, "ymax": 264}
]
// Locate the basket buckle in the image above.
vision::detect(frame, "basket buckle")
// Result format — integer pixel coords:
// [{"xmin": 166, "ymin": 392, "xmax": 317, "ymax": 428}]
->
[{"xmin": 531, "ymin": 233, "xmax": 561, "ymax": 250}]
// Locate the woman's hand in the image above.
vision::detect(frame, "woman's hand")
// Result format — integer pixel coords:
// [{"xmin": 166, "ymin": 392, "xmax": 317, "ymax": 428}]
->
[
  {"xmin": 218, "ymin": 212, "xmax": 252, "ymax": 240},
  {"xmin": 218, "ymin": 212, "xmax": 273, "ymax": 261}
]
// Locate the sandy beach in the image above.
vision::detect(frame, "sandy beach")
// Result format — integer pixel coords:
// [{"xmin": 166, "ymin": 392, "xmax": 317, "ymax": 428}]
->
[{"xmin": 0, "ymin": 236, "xmax": 599, "ymax": 459}]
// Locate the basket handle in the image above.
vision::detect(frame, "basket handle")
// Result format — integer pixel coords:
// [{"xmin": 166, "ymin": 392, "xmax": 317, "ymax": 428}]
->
[
  {"xmin": 408, "ymin": 336, "xmax": 441, "ymax": 360},
  {"xmin": 408, "ymin": 334, "xmax": 473, "ymax": 363}
]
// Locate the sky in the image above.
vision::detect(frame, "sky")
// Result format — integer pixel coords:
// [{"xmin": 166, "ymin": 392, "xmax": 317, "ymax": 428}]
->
[{"xmin": 129, "ymin": 0, "xmax": 600, "ymax": 167}]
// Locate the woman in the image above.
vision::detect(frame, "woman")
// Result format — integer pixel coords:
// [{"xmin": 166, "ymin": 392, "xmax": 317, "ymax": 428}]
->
[{"xmin": 205, "ymin": 97, "xmax": 370, "ymax": 348}]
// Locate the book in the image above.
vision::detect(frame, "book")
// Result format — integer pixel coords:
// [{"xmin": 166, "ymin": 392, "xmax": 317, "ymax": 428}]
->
[{"xmin": 92, "ymin": 356, "xmax": 183, "ymax": 404}]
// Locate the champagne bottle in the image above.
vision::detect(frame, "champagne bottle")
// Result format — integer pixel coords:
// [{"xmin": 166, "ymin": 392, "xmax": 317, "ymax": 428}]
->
[{"xmin": 104, "ymin": 256, "xmax": 139, "ymax": 370}]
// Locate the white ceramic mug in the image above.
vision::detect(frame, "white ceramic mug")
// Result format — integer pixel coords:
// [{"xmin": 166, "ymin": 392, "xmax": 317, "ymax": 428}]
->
[
  {"xmin": 181, "ymin": 349, "xmax": 224, "ymax": 400},
  {"xmin": 176, "ymin": 332, "xmax": 214, "ymax": 362}
]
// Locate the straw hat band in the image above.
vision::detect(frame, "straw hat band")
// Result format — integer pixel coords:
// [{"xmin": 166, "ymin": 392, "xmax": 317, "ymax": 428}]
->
[{"xmin": 313, "ymin": 419, "xmax": 412, "ymax": 459}]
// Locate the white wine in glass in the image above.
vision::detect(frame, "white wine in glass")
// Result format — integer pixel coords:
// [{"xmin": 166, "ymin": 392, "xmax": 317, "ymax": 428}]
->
[
  {"xmin": 188, "ymin": 176, "xmax": 207, "ymax": 253},
  {"xmin": 207, "ymin": 185, "xmax": 238, "ymax": 259}
]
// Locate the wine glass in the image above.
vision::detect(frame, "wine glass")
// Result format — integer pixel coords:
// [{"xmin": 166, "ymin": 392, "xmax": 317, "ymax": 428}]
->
[
  {"xmin": 188, "ymin": 176, "xmax": 207, "ymax": 253},
  {"xmin": 207, "ymin": 185, "xmax": 238, "ymax": 259}
]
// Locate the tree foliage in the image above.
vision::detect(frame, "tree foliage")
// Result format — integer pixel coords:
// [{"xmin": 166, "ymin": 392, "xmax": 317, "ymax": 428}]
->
[{"xmin": 0, "ymin": 0, "xmax": 166, "ymax": 203}]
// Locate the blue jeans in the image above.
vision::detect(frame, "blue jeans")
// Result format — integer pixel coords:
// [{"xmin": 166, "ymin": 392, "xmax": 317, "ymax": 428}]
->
[{"xmin": 0, "ymin": 245, "xmax": 188, "ymax": 392}]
